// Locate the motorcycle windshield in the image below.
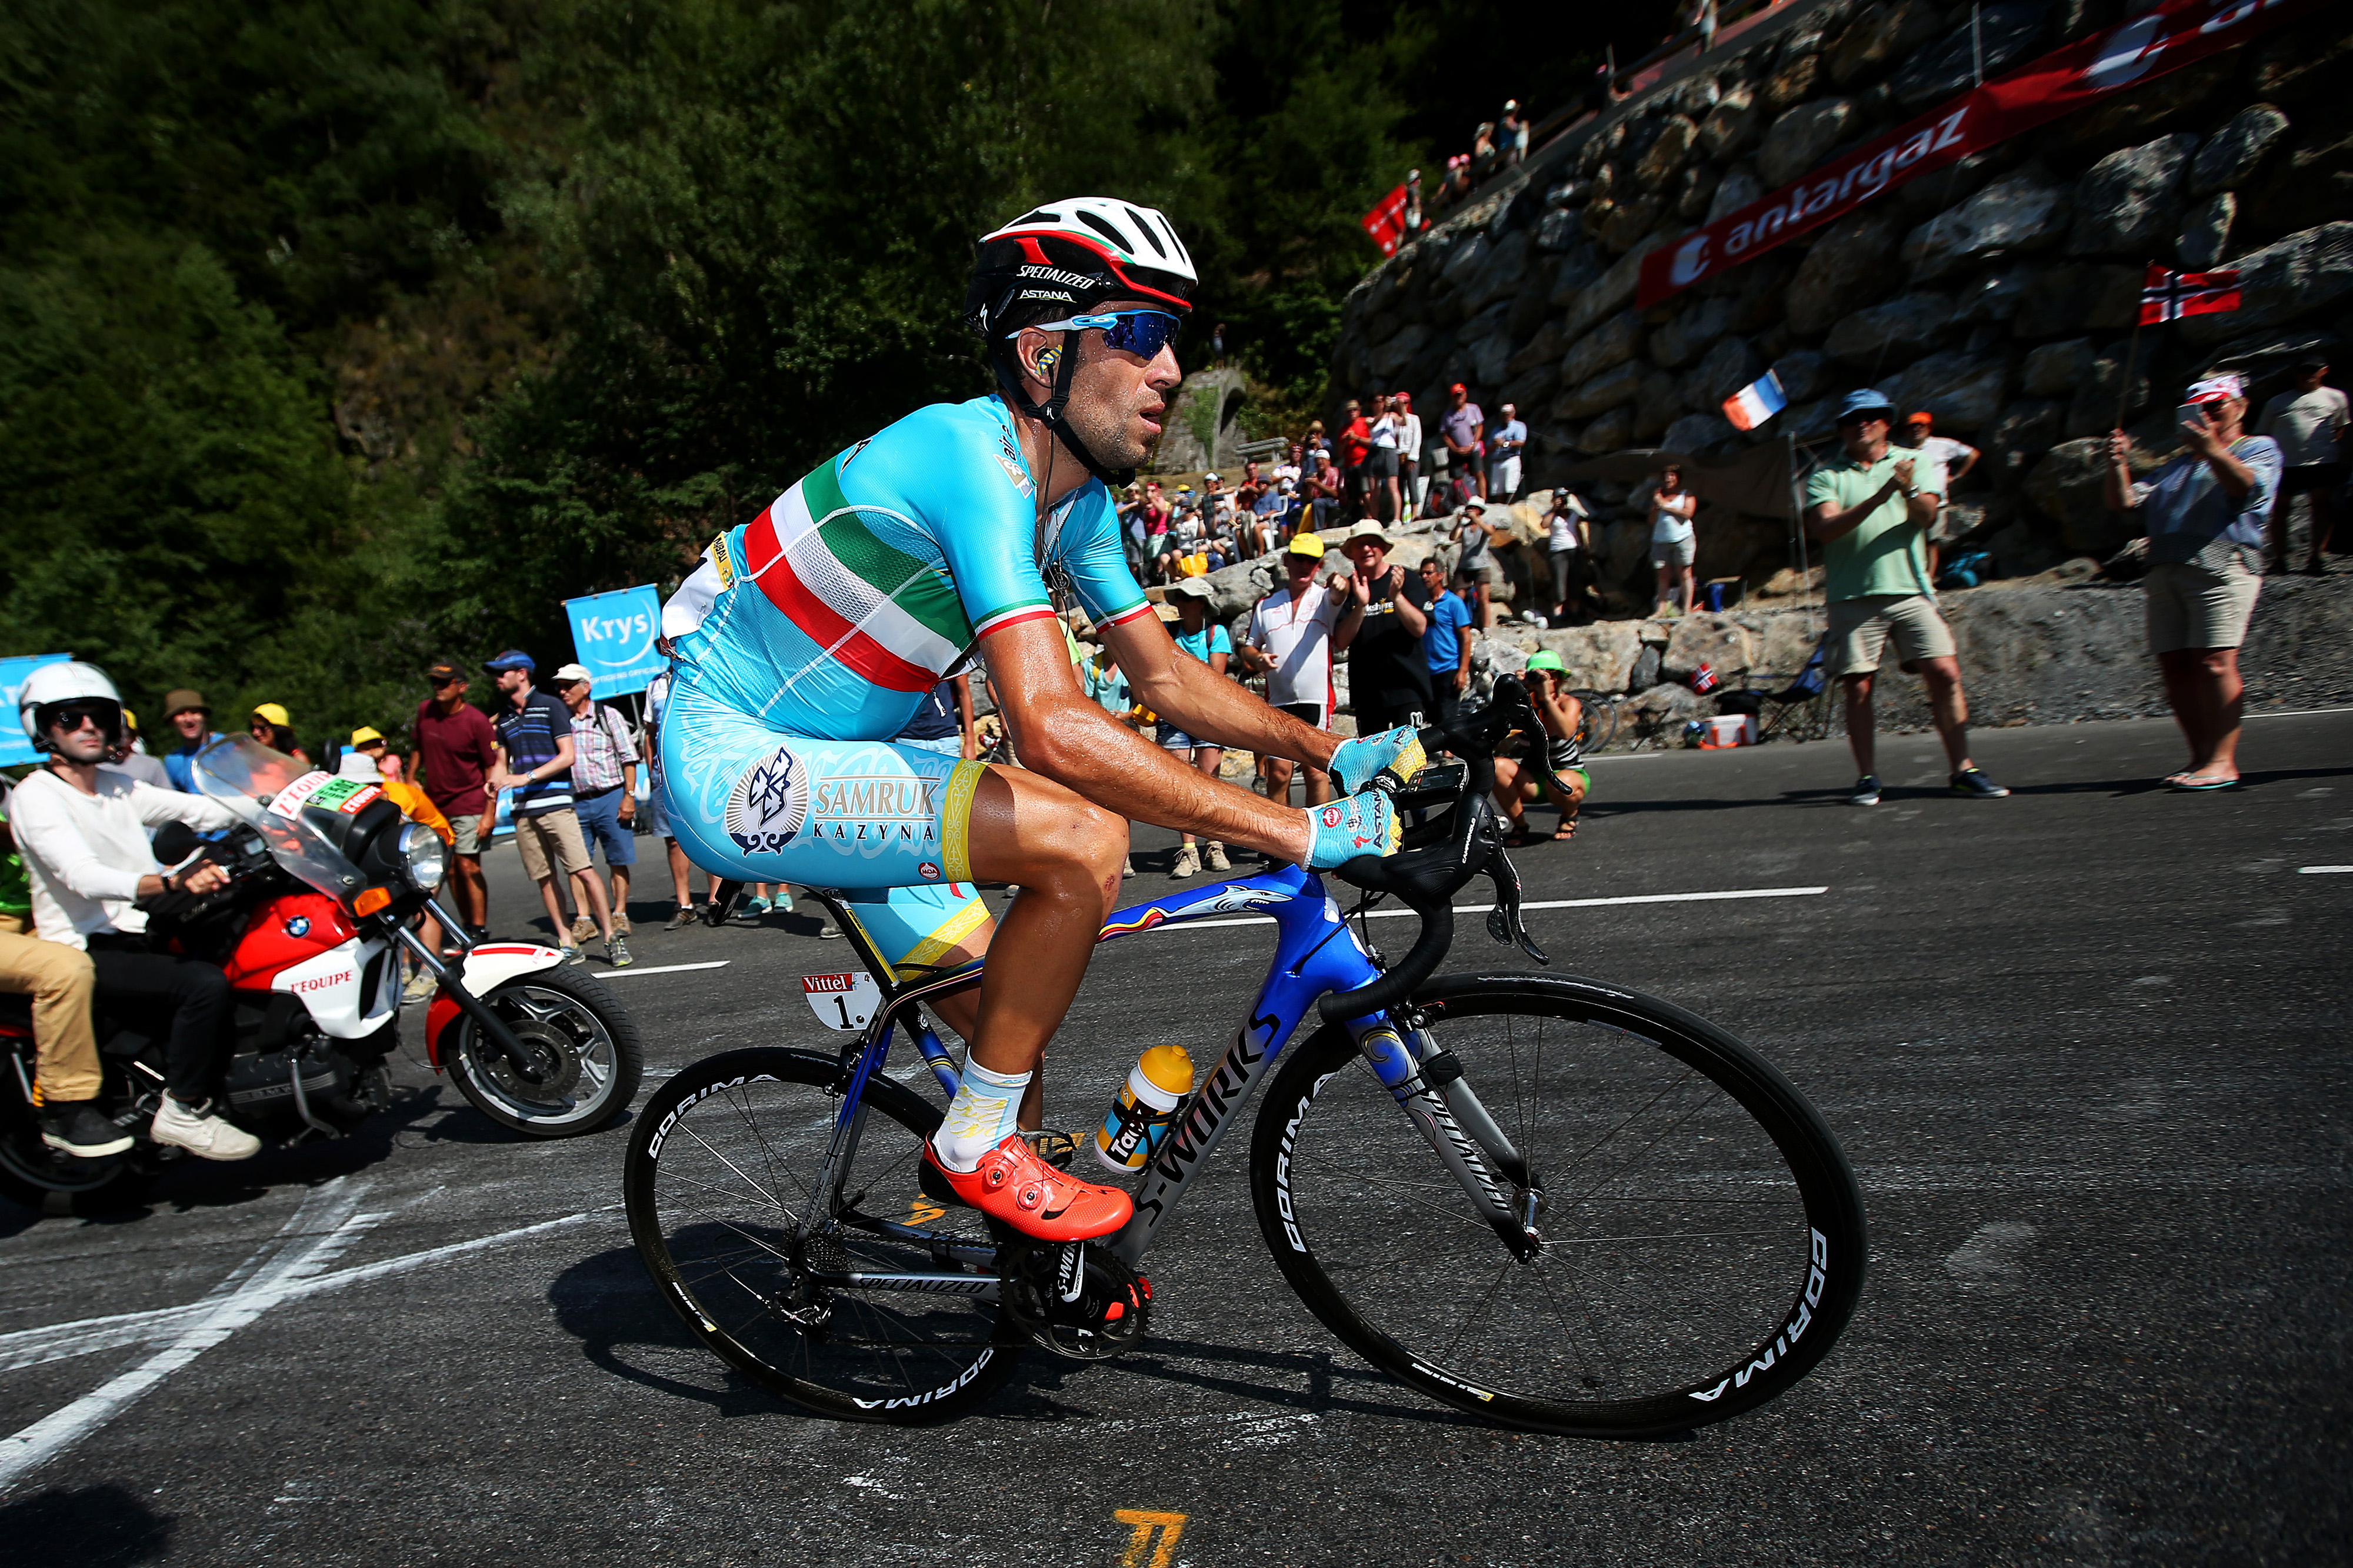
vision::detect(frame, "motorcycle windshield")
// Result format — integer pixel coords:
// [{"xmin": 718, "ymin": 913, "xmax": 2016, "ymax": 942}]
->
[{"xmin": 192, "ymin": 735, "xmax": 370, "ymax": 905}]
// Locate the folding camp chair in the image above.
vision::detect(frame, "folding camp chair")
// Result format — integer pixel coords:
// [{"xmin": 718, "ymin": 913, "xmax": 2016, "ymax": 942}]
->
[{"xmin": 1729, "ymin": 629, "xmax": 1833, "ymax": 743}]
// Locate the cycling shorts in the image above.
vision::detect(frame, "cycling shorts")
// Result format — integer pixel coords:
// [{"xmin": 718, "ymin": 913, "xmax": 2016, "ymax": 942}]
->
[{"xmin": 658, "ymin": 678, "xmax": 985, "ymax": 893}]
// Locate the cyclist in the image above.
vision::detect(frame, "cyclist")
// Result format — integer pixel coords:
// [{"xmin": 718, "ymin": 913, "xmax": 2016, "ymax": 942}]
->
[{"xmin": 656, "ymin": 198, "xmax": 1423, "ymax": 1243}]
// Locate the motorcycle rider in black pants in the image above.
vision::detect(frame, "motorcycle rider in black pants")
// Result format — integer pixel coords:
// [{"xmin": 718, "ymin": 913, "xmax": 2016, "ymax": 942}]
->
[{"xmin": 8, "ymin": 662, "xmax": 260, "ymax": 1160}]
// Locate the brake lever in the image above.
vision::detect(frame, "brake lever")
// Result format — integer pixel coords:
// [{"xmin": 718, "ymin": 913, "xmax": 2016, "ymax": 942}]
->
[{"xmin": 1482, "ymin": 847, "xmax": 1549, "ymax": 966}]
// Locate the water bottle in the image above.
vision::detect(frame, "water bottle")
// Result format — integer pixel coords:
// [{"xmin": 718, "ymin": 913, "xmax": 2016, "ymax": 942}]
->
[{"xmin": 1095, "ymin": 1045, "xmax": 1194, "ymax": 1172}]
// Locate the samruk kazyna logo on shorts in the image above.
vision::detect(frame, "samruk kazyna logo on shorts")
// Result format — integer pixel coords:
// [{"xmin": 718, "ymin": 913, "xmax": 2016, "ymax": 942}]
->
[
  {"xmin": 725, "ymin": 745, "xmax": 809, "ymax": 853},
  {"xmin": 809, "ymin": 774, "xmax": 942, "ymax": 852}
]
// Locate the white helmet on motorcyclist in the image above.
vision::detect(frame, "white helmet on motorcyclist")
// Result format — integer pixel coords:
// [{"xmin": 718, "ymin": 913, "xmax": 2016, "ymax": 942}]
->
[{"xmin": 16, "ymin": 660, "xmax": 125, "ymax": 750}]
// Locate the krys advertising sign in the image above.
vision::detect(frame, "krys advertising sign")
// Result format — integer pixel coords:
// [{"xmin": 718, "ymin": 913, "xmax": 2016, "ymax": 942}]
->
[
  {"xmin": 564, "ymin": 586, "xmax": 665, "ymax": 698},
  {"xmin": 1638, "ymin": 0, "xmax": 2330, "ymax": 308}
]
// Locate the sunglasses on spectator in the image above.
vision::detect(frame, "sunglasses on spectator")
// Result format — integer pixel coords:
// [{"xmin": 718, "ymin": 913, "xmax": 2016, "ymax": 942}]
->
[{"xmin": 1015, "ymin": 310, "xmax": 1184, "ymax": 360}]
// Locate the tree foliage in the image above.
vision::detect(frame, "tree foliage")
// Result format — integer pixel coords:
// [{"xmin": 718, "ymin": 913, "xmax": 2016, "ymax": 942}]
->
[{"xmin": 0, "ymin": 0, "xmax": 1654, "ymax": 743}]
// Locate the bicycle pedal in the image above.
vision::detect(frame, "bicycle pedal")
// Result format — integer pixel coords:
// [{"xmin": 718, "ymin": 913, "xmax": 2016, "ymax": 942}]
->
[
  {"xmin": 999, "ymin": 1240, "xmax": 1149, "ymax": 1361},
  {"xmin": 1019, "ymin": 1128, "xmax": 1080, "ymax": 1170}
]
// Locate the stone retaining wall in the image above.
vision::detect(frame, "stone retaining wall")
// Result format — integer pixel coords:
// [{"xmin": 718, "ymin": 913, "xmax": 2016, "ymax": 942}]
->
[{"xmin": 1325, "ymin": 0, "xmax": 2353, "ymax": 605}]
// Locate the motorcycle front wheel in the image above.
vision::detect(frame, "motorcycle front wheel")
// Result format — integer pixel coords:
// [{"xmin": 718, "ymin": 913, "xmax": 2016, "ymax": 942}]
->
[{"xmin": 445, "ymin": 968, "xmax": 643, "ymax": 1137}]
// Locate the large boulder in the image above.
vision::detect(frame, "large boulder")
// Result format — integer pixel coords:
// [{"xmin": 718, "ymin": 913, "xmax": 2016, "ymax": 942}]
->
[
  {"xmin": 1553, "ymin": 358, "xmax": 1645, "ymax": 421},
  {"xmin": 1623, "ymin": 682, "xmax": 1713, "ymax": 732},
  {"xmin": 1888, "ymin": 0, "xmax": 2051, "ymax": 112},
  {"xmin": 1560, "ymin": 310, "xmax": 1646, "ymax": 386},
  {"xmin": 1505, "ymin": 318, "xmax": 1571, "ymax": 380},
  {"xmin": 1707, "ymin": 164, "xmax": 1765, "ymax": 222},
  {"xmin": 2022, "ymin": 338, "xmax": 2095, "ymax": 398},
  {"xmin": 1578, "ymin": 406, "xmax": 1635, "ymax": 455},
  {"xmin": 1635, "ymin": 117, "xmax": 1701, "ymax": 188},
  {"xmin": 1786, "ymin": 209, "xmax": 1904, "ymax": 335},
  {"xmin": 1879, "ymin": 349, "xmax": 2011, "ymax": 433},
  {"xmin": 2179, "ymin": 222, "xmax": 2353, "ymax": 345},
  {"xmin": 2023, "ymin": 437, "xmax": 2139, "ymax": 556},
  {"xmin": 1462, "ymin": 231, "xmax": 1534, "ymax": 313},
  {"xmin": 1985, "ymin": 398, "xmax": 2066, "ymax": 487},
  {"xmin": 1772, "ymin": 349, "xmax": 1829, "ymax": 403},
  {"xmin": 1649, "ymin": 296, "xmax": 1740, "ymax": 369},
  {"xmin": 1757, "ymin": 98, "xmax": 1858, "ymax": 187},
  {"xmin": 1367, "ymin": 322, "xmax": 1431, "ymax": 383},
  {"xmin": 1562, "ymin": 230, "xmax": 1679, "ymax": 341},
  {"xmin": 1824, "ymin": 292, "xmax": 1954, "ymax": 366},
  {"xmin": 1662, "ymin": 613, "xmax": 1758, "ymax": 680},
  {"xmin": 1661, "ymin": 412, "xmax": 1739, "ymax": 455},
  {"xmin": 1699, "ymin": 86, "xmax": 1764, "ymax": 161},
  {"xmin": 1534, "ymin": 622, "xmax": 1644, "ymax": 691},
  {"xmin": 2189, "ymin": 104, "xmax": 2289, "ymax": 198},
  {"xmin": 2067, "ymin": 134, "xmax": 2197, "ymax": 257},
  {"xmin": 2175, "ymin": 192, "xmax": 2235, "ymax": 272},
  {"xmin": 1899, "ymin": 172, "xmax": 2068, "ymax": 282},
  {"xmin": 1684, "ymin": 336, "xmax": 1764, "ymax": 414},
  {"xmin": 1632, "ymin": 366, "xmax": 1684, "ymax": 442},
  {"xmin": 2010, "ymin": 263, "xmax": 2138, "ymax": 338},
  {"xmin": 1829, "ymin": 0, "xmax": 1946, "ymax": 86}
]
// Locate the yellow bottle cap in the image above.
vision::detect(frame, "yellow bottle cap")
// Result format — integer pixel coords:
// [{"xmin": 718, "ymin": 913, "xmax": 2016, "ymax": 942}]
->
[{"xmin": 1138, "ymin": 1043, "xmax": 1194, "ymax": 1095}]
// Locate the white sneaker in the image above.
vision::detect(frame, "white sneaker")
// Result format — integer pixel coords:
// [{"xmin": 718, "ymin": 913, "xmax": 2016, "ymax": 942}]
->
[
  {"xmin": 151, "ymin": 1096, "xmax": 262, "ymax": 1161},
  {"xmin": 1169, "ymin": 843, "xmax": 1200, "ymax": 879}
]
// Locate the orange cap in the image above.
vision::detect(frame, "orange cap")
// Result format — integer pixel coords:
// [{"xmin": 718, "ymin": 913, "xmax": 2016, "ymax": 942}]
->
[{"xmin": 1907, "ymin": 411, "xmax": 1934, "ymax": 426}]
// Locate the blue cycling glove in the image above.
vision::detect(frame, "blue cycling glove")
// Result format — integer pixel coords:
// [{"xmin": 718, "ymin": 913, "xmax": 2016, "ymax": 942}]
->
[
  {"xmin": 1327, "ymin": 726, "xmax": 1428, "ymax": 796},
  {"xmin": 1303, "ymin": 790, "xmax": 1402, "ymax": 870}
]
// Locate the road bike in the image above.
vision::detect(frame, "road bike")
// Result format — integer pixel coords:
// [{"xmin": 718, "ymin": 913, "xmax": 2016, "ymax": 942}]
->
[{"xmin": 624, "ymin": 679, "xmax": 1866, "ymax": 1435}]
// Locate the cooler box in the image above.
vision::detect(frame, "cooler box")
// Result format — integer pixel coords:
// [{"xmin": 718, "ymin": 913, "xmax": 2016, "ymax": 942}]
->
[{"xmin": 1698, "ymin": 714, "xmax": 1757, "ymax": 749}]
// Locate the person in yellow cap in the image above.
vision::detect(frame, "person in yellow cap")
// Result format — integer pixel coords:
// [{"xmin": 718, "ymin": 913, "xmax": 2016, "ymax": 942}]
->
[
  {"xmin": 246, "ymin": 703, "xmax": 308, "ymax": 765},
  {"xmin": 1235, "ymin": 530, "xmax": 1362, "ymax": 826}
]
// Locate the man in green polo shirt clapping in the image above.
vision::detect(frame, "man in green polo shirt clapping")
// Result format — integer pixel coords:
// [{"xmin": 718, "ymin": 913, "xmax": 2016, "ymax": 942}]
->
[{"xmin": 1804, "ymin": 389, "xmax": 2009, "ymax": 807}]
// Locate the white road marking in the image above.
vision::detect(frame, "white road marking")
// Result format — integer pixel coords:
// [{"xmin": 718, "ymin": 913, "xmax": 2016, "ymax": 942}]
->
[
  {"xmin": 594, "ymin": 960, "xmax": 732, "ymax": 979},
  {"xmin": 0, "ymin": 1206, "xmax": 612, "ymax": 1376},
  {"xmin": 1944, "ymin": 1221, "xmax": 2038, "ymax": 1295},
  {"xmin": 2298, "ymin": 866, "xmax": 2353, "ymax": 874},
  {"xmin": 0, "ymin": 1180, "xmax": 384, "ymax": 1493},
  {"xmin": 1166, "ymin": 884, "xmax": 1829, "ymax": 932},
  {"xmin": 2248, "ymin": 706, "xmax": 2353, "ymax": 718}
]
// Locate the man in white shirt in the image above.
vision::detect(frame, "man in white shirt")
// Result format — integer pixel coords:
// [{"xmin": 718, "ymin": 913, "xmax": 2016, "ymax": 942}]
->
[
  {"xmin": 2258, "ymin": 356, "xmax": 2348, "ymax": 574},
  {"xmin": 1238, "ymin": 533, "xmax": 1363, "ymax": 818},
  {"xmin": 1897, "ymin": 412, "xmax": 1980, "ymax": 582},
  {"xmin": 10, "ymin": 663, "xmax": 258, "ymax": 1160}
]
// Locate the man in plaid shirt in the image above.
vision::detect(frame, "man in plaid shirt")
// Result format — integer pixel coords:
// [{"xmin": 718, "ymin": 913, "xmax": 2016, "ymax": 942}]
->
[{"xmin": 555, "ymin": 663, "xmax": 641, "ymax": 942}]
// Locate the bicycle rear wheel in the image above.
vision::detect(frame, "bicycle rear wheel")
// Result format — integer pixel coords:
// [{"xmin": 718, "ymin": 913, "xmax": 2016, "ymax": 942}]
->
[
  {"xmin": 625, "ymin": 1047, "xmax": 1021, "ymax": 1422},
  {"xmin": 1568, "ymin": 692, "xmax": 1620, "ymax": 753},
  {"xmin": 1250, "ymin": 974, "xmax": 1865, "ymax": 1437}
]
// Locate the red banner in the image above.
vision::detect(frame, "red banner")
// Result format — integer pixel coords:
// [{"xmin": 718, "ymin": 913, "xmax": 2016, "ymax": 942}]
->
[
  {"xmin": 1362, "ymin": 184, "xmax": 1410, "ymax": 258},
  {"xmin": 1638, "ymin": 0, "xmax": 2329, "ymax": 309}
]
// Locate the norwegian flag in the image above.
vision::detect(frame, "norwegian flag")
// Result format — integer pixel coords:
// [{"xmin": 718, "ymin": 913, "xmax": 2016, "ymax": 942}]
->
[{"xmin": 2140, "ymin": 263, "xmax": 2241, "ymax": 325}]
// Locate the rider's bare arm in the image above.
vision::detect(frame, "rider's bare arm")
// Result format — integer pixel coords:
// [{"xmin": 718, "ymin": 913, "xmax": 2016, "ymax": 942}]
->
[
  {"xmin": 1112, "ymin": 614, "xmax": 1338, "ymax": 770},
  {"xmin": 982, "ymin": 619, "xmax": 1314, "ymax": 863}
]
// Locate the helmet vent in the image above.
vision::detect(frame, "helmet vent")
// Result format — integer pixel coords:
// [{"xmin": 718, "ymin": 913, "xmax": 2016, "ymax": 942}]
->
[
  {"xmin": 1073, "ymin": 208, "xmax": 1132, "ymax": 251},
  {"xmin": 1012, "ymin": 208, "xmax": 1058, "ymax": 228},
  {"xmin": 1125, "ymin": 205, "xmax": 1168, "ymax": 258}
]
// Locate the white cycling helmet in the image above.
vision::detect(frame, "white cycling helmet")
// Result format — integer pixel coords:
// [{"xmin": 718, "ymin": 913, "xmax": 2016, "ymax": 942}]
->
[{"xmin": 17, "ymin": 660, "xmax": 124, "ymax": 749}]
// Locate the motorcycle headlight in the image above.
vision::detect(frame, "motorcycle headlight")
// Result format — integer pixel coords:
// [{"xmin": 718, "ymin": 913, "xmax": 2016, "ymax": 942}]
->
[{"xmin": 398, "ymin": 823, "xmax": 447, "ymax": 893}]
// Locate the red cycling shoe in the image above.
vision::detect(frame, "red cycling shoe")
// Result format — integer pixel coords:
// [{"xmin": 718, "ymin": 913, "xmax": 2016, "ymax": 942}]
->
[{"xmin": 919, "ymin": 1133, "xmax": 1134, "ymax": 1242}]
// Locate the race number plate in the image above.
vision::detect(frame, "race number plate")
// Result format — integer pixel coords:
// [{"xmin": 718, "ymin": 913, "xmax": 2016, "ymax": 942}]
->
[{"xmin": 802, "ymin": 972, "xmax": 882, "ymax": 1032}]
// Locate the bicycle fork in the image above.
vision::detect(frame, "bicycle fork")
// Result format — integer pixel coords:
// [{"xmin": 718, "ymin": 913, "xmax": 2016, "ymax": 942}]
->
[{"xmin": 1351, "ymin": 1018, "xmax": 1544, "ymax": 1260}]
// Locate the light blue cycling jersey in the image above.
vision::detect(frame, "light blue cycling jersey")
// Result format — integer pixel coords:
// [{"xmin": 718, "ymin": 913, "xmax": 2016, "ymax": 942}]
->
[{"xmin": 657, "ymin": 394, "xmax": 1156, "ymax": 972}]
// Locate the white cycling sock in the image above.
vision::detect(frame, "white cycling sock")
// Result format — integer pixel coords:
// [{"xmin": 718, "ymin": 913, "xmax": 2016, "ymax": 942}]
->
[{"xmin": 930, "ymin": 1060, "xmax": 1031, "ymax": 1173}]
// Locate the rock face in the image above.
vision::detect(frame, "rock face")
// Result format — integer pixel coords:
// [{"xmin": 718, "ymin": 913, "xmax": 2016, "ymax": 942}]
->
[{"xmin": 1324, "ymin": 0, "xmax": 2353, "ymax": 615}]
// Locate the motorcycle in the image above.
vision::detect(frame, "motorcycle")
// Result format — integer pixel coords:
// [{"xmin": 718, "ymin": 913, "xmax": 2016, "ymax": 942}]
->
[{"xmin": 0, "ymin": 735, "xmax": 645, "ymax": 1211}]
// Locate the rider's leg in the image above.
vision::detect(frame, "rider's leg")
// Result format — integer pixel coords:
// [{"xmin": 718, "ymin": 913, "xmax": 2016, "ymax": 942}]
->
[{"xmin": 0, "ymin": 916, "xmax": 99, "ymax": 1103}]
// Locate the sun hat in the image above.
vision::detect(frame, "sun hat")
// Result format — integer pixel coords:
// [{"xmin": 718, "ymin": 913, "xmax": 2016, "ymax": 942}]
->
[
  {"xmin": 1287, "ymin": 533, "xmax": 1327, "ymax": 559},
  {"xmin": 1171, "ymin": 576, "xmax": 1214, "ymax": 598},
  {"xmin": 162, "ymin": 688, "xmax": 207, "ymax": 718},
  {"xmin": 1836, "ymin": 388, "xmax": 1895, "ymax": 422},
  {"xmin": 1525, "ymin": 650, "xmax": 1567, "ymax": 675},
  {"xmin": 251, "ymin": 702, "xmax": 291, "ymax": 728},
  {"xmin": 553, "ymin": 662, "xmax": 593, "ymax": 683},
  {"xmin": 1345, "ymin": 523, "xmax": 1395, "ymax": 549}
]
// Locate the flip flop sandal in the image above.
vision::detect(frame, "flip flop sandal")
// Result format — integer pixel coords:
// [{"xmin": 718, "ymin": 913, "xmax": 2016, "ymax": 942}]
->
[{"xmin": 2169, "ymin": 775, "xmax": 2241, "ymax": 792}]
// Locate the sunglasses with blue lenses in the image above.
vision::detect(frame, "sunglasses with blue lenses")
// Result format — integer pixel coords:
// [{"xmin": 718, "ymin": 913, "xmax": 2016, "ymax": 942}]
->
[{"xmin": 1014, "ymin": 309, "xmax": 1184, "ymax": 360}]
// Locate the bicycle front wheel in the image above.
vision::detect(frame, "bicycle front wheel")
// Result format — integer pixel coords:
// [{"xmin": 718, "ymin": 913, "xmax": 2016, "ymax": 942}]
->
[
  {"xmin": 625, "ymin": 1047, "xmax": 1022, "ymax": 1422},
  {"xmin": 1250, "ymin": 974, "xmax": 1865, "ymax": 1437}
]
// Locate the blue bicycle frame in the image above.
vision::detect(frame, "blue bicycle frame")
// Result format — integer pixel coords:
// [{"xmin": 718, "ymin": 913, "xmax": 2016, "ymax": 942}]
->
[{"xmin": 815, "ymin": 860, "xmax": 1520, "ymax": 1272}]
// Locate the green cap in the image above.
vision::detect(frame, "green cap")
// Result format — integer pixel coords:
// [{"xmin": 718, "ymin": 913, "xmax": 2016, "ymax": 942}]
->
[{"xmin": 1525, "ymin": 650, "xmax": 1566, "ymax": 675}]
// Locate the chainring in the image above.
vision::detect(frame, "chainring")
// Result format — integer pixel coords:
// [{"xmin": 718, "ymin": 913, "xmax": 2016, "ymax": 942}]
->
[{"xmin": 999, "ymin": 1240, "xmax": 1151, "ymax": 1361}]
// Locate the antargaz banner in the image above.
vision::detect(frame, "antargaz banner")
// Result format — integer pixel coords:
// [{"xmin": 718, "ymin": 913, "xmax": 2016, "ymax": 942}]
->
[{"xmin": 1638, "ymin": 0, "xmax": 2329, "ymax": 309}]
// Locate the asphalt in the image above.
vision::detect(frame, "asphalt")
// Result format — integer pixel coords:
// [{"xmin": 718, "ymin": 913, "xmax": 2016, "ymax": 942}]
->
[{"xmin": 2, "ymin": 709, "xmax": 2348, "ymax": 1566}]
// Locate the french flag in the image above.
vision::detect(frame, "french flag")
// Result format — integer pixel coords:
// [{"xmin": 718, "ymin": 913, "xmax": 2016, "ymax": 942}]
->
[{"xmin": 1721, "ymin": 369, "xmax": 1787, "ymax": 432}]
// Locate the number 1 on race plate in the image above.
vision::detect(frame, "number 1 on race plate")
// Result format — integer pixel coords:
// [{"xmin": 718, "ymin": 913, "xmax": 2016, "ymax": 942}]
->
[{"xmin": 802, "ymin": 972, "xmax": 882, "ymax": 1032}]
